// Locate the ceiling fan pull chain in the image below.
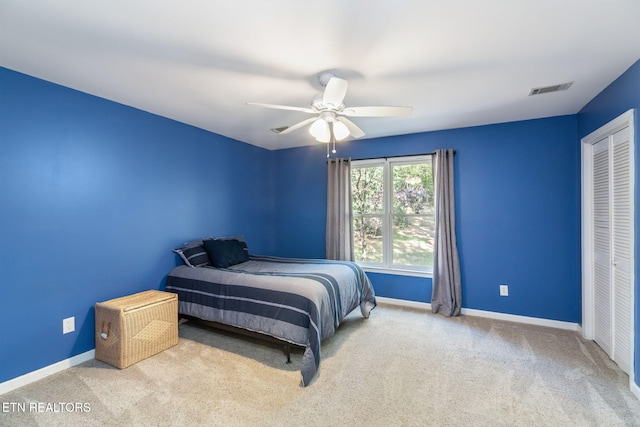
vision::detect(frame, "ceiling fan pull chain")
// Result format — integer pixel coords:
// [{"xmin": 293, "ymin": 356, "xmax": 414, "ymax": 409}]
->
[{"xmin": 329, "ymin": 121, "xmax": 338, "ymax": 155}]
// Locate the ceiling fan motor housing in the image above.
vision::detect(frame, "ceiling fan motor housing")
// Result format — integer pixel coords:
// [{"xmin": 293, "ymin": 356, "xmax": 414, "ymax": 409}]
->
[{"xmin": 317, "ymin": 71, "xmax": 336, "ymax": 87}]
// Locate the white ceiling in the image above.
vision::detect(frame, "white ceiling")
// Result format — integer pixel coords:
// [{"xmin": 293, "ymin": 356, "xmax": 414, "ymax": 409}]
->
[{"xmin": 1, "ymin": 0, "xmax": 640, "ymax": 150}]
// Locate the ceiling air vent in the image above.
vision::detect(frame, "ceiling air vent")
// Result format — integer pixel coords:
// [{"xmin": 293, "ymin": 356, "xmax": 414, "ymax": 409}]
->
[{"xmin": 529, "ymin": 82, "xmax": 573, "ymax": 96}]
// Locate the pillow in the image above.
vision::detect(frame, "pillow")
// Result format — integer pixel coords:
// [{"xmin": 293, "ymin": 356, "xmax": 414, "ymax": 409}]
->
[
  {"xmin": 213, "ymin": 235, "xmax": 249, "ymax": 265},
  {"xmin": 215, "ymin": 235, "xmax": 245, "ymax": 243},
  {"xmin": 172, "ymin": 238, "xmax": 212, "ymax": 267},
  {"xmin": 204, "ymin": 238, "xmax": 249, "ymax": 268}
]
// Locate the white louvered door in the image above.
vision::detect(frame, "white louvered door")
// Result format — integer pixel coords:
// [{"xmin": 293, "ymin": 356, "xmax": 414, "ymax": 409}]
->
[
  {"xmin": 591, "ymin": 126, "xmax": 632, "ymax": 375},
  {"xmin": 592, "ymin": 137, "xmax": 611, "ymax": 356},
  {"xmin": 611, "ymin": 127, "xmax": 632, "ymax": 374}
]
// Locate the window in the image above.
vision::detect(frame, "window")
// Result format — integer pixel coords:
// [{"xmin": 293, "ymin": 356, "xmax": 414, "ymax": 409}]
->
[{"xmin": 351, "ymin": 155, "xmax": 434, "ymax": 275}]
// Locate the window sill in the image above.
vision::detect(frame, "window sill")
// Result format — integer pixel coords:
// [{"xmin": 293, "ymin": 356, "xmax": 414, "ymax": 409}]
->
[{"xmin": 360, "ymin": 265, "xmax": 432, "ymax": 279}]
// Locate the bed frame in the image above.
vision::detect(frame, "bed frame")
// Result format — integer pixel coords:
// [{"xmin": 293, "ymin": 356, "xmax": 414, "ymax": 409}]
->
[{"xmin": 180, "ymin": 315, "xmax": 305, "ymax": 363}]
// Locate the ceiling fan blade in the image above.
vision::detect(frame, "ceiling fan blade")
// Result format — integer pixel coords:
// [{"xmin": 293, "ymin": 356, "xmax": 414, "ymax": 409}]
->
[
  {"xmin": 271, "ymin": 117, "xmax": 318, "ymax": 134},
  {"xmin": 340, "ymin": 106, "xmax": 413, "ymax": 117},
  {"xmin": 246, "ymin": 102, "xmax": 315, "ymax": 114},
  {"xmin": 336, "ymin": 117, "xmax": 365, "ymax": 139},
  {"xmin": 323, "ymin": 77, "xmax": 348, "ymax": 108}
]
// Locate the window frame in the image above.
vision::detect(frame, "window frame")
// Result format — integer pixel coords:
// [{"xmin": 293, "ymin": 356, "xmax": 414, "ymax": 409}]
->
[{"xmin": 351, "ymin": 155, "xmax": 434, "ymax": 277}]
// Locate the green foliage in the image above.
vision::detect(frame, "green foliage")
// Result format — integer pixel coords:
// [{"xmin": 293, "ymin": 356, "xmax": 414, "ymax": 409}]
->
[
  {"xmin": 392, "ymin": 214, "xmax": 434, "ymax": 267},
  {"xmin": 392, "ymin": 163, "xmax": 433, "ymax": 214},
  {"xmin": 352, "ymin": 166, "xmax": 384, "ymax": 262},
  {"xmin": 353, "ymin": 216, "xmax": 383, "ymax": 263},
  {"xmin": 352, "ymin": 166, "xmax": 384, "ymax": 214}
]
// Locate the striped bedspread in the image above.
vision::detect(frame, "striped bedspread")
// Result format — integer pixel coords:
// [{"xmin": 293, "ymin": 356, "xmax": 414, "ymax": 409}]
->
[{"xmin": 165, "ymin": 255, "xmax": 376, "ymax": 386}]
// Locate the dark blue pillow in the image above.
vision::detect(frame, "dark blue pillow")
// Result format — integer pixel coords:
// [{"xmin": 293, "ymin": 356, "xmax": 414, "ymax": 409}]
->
[{"xmin": 204, "ymin": 239, "xmax": 249, "ymax": 268}]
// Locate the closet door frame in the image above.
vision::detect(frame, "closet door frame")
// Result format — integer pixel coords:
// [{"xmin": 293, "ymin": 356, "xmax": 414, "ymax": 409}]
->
[{"xmin": 581, "ymin": 108, "xmax": 635, "ymax": 385}]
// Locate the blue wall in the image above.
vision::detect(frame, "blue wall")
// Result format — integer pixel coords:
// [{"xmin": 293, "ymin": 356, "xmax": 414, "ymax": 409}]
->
[
  {"xmin": 577, "ymin": 59, "xmax": 640, "ymax": 389},
  {"xmin": 273, "ymin": 115, "xmax": 582, "ymax": 323},
  {"xmin": 0, "ymin": 68, "xmax": 275, "ymax": 383}
]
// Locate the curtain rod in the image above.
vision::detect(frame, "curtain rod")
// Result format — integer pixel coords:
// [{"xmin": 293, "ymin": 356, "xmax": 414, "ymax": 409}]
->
[{"xmin": 327, "ymin": 151, "xmax": 456, "ymax": 162}]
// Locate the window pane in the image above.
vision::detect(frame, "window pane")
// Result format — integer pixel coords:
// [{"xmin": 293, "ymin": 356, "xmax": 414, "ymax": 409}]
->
[
  {"xmin": 392, "ymin": 163, "xmax": 433, "ymax": 214},
  {"xmin": 351, "ymin": 166, "xmax": 384, "ymax": 214},
  {"xmin": 353, "ymin": 215, "xmax": 384, "ymax": 263},
  {"xmin": 392, "ymin": 215, "xmax": 434, "ymax": 267},
  {"xmin": 351, "ymin": 156, "xmax": 435, "ymax": 271}
]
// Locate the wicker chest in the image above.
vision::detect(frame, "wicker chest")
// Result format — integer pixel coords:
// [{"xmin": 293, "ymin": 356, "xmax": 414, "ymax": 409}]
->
[{"xmin": 95, "ymin": 290, "xmax": 178, "ymax": 368}]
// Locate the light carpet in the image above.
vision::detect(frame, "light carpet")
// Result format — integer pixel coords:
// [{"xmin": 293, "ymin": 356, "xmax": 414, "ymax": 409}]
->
[{"xmin": 2, "ymin": 303, "xmax": 639, "ymax": 426}]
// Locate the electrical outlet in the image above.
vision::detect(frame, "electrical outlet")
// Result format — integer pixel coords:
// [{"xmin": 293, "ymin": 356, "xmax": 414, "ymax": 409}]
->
[
  {"xmin": 499, "ymin": 285, "xmax": 509, "ymax": 297},
  {"xmin": 63, "ymin": 317, "xmax": 75, "ymax": 334}
]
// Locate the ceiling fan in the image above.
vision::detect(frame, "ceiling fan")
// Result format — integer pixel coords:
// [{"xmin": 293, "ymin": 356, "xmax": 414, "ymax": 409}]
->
[{"xmin": 246, "ymin": 73, "xmax": 412, "ymax": 154}]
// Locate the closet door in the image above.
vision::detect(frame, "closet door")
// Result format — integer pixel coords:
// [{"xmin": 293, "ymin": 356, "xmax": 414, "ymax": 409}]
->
[
  {"xmin": 592, "ymin": 137, "xmax": 611, "ymax": 357},
  {"xmin": 611, "ymin": 127, "xmax": 632, "ymax": 374},
  {"xmin": 582, "ymin": 109, "xmax": 635, "ymax": 384},
  {"xmin": 591, "ymin": 126, "xmax": 632, "ymax": 375}
]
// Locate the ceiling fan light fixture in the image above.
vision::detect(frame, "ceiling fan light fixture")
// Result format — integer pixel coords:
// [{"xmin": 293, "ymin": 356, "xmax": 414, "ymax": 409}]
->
[
  {"xmin": 332, "ymin": 120, "xmax": 350, "ymax": 141},
  {"xmin": 309, "ymin": 118, "xmax": 330, "ymax": 142}
]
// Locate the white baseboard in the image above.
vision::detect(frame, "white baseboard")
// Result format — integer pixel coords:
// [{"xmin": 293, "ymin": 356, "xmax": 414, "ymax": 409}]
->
[
  {"xmin": 631, "ymin": 377, "xmax": 640, "ymax": 401},
  {"xmin": 461, "ymin": 307, "xmax": 581, "ymax": 332},
  {"xmin": 0, "ymin": 350, "xmax": 95, "ymax": 396},
  {"xmin": 376, "ymin": 296, "xmax": 432, "ymax": 311},
  {"xmin": 376, "ymin": 297, "xmax": 581, "ymax": 332}
]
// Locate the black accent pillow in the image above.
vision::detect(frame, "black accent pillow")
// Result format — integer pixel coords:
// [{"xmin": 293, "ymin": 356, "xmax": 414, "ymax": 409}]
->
[{"xmin": 204, "ymin": 238, "xmax": 249, "ymax": 268}]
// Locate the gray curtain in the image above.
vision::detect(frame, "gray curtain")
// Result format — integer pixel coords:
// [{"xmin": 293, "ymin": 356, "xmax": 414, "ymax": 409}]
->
[
  {"xmin": 431, "ymin": 149, "xmax": 462, "ymax": 317},
  {"xmin": 326, "ymin": 158, "xmax": 354, "ymax": 261}
]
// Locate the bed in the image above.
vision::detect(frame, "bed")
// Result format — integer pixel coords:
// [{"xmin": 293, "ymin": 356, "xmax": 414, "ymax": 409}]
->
[{"xmin": 164, "ymin": 237, "xmax": 376, "ymax": 386}]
